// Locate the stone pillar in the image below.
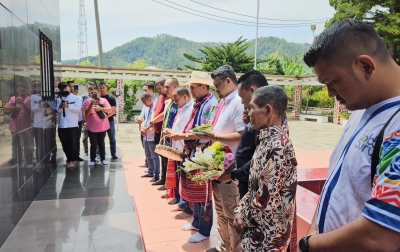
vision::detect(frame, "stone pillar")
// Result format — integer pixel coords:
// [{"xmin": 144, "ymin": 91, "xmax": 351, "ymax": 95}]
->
[
  {"xmin": 333, "ymin": 97, "xmax": 340, "ymax": 125},
  {"xmin": 333, "ymin": 98, "xmax": 346, "ymax": 125},
  {"xmin": 294, "ymin": 86, "xmax": 302, "ymax": 120},
  {"xmin": 116, "ymin": 79, "xmax": 125, "ymax": 122}
]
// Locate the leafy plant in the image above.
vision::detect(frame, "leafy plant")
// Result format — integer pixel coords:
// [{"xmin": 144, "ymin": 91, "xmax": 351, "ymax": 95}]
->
[
  {"xmin": 339, "ymin": 111, "xmax": 351, "ymax": 119},
  {"xmin": 182, "ymin": 37, "xmax": 266, "ymax": 73}
]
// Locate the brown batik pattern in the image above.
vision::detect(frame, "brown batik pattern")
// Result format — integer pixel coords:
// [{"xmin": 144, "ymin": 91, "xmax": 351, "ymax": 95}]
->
[{"xmin": 234, "ymin": 125, "xmax": 297, "ymax": 252}]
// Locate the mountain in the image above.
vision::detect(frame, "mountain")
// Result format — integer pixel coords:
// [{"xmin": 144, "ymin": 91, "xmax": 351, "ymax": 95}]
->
[{"xmin": 63, "ymin": 34, "xmax": 311, "ymax": 70}]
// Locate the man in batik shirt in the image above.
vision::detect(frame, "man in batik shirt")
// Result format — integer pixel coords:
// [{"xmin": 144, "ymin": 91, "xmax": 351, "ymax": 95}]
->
[{"xmin": 234, "ymin": 86, "xmax": 297, "ymax": 252}]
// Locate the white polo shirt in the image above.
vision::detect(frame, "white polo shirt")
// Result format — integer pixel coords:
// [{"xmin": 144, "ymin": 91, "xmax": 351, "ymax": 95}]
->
[
  {"xmin": 31, "ymin": 94, "xmax": 47, "ymax": 128},
  {"xmin": 57, "ymin": 94, "xmax": 82, "ymax": 128},
  {"xmin": 317, "ymin": 96, "xmax": 400, "ymax": 234},
  {"xmin": 213, "ymin": 89, "xmax": 246, "ymax": 155},
  {"xmin": 171, "ymin": 100, "xmax": 194, "ymax": 151}
]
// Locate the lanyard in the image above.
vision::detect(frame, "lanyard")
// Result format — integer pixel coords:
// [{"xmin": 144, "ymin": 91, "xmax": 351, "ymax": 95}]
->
[
  {"xmin": 145, "ymin": 105, "xmax": 153, "ymax": 126},
  {"xmin": 163, "ymin": 102, "xmax": 174, "ymax": 128},
  {"xmin": 195, "ymin": 94, "xmax": 213, "ymax": 126}
]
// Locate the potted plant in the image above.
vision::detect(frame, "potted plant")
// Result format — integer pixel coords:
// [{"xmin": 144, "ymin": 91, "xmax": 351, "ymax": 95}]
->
[{"xmin": 339, "ymin": 111, "xmax": 351, "ymax": 127}]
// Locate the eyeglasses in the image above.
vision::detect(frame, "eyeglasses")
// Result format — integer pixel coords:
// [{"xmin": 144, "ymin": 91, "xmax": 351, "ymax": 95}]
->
[{"xmin": 189, "ymin": 85, "xmax": 201, "ymax": 91}]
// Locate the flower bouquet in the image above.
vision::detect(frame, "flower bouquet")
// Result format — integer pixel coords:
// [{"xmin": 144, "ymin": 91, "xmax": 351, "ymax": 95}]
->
[{"xmin": 179, "ymin": 141, "xmax": 236, "ymax": 185}]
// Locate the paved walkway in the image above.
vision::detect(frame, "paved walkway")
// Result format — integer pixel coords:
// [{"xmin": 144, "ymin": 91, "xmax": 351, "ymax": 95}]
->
[
  {"xmin": 0, "ymin": 120, "xmax": 344, "ymax": 252},
  {"xmin": 115, "ymin": 120, "xmax": 343, "ymax": 252}
]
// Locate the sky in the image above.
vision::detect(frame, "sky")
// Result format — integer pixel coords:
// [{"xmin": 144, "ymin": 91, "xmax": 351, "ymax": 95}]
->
[{"xmin": 60, "ymin": 0, "xmax": 336, "ymax": 61}]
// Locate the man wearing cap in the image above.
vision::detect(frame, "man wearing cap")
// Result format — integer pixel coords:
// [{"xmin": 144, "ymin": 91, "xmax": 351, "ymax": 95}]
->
[
  {"xmin": 165, "ymin": 71, "xmax": 218, "ymax": 243},
  {"xmin": 200, "ymin": 65, "xmax": 245, "ymax": 252}
]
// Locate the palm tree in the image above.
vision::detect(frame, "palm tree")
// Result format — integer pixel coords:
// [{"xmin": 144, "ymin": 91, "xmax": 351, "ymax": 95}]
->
[{"xmin": 181, "ymin": 37, "xmax": 266, "ymax": 73}]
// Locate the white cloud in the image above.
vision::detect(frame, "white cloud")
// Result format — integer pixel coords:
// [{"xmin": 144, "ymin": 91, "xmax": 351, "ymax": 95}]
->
[{"xmin": 60, "ymin": 0, "xmax": 335, "ymax": 60}]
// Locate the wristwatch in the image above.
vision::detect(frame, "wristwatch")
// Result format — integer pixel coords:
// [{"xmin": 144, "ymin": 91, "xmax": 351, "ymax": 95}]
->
[
  {"xmin": 185, "ymin": 133, "xmax": 189, "ymax": 141},
  {"xmin": 299, "ymin": 235, "xmax": 312, "ymax": 252}
]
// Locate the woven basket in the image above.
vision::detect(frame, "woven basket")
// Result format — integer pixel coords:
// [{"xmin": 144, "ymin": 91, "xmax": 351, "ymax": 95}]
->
[{"xmin": 154, "ymin": 135, "xmax": 183, "ymax": 161}]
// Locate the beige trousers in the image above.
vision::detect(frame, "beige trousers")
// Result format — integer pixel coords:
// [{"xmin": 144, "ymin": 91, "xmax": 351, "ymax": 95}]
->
[{"xmin": 213, "ymin": 180, "xmax": 241, "ymax": 252}]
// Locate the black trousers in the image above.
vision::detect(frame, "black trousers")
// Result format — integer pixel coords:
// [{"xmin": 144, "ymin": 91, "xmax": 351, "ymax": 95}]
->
[
  {"xmin": 77, "ymin": 120, "xmax": 83, "ymax": 156},
  {"xmin": 88, "ymin": 130, "xmax": 106, "ymax": 162},
  {"xmin": 174, "ymin": 161, "xmax": 181, "ymax": 201},
  {"xmin": 58, "ymin": 127, "xmax": 79, "ymax": 162}
]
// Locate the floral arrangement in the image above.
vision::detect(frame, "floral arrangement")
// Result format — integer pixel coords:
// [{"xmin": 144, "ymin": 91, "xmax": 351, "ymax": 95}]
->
[{"xmin": 179, "ymin": 141, "xmax": 236, "ymax": 184}]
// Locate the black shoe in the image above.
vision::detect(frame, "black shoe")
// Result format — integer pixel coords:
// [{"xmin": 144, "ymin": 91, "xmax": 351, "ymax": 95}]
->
[
  {"xmin": 84, "ymin": 152, "xmax": 88, "ymax": 156},
  {"xmin": 161, "ymin": 194, "xmax": 166, "ymax": 199},
  {"xmin": 141, "ymin": 174, "xmax": 153, "ymax": 178},
  {"xmin": 150, "ymin": 177, "xmax": 159, "ymax": 182},
  {"xmin": 205, "ymin": 248, "xmax": 219, "ymax": 252},
  {"xmin": 151, "ymin": 179, "xmax": 165, "ymax": 186},
  {"xmin": 77, "ymin": 157, "xmax": 84, "ymax": 162},
  {"xmin": 168, "ymin": 198, "xmax": 179, "ymax": 205},
  {"xmin": 157, "ymin": 185, "xmax": 166, "ymax": 191},
  {"xmin": 111, "ymin": 155, "xmax": 118, "ymax": 160}
]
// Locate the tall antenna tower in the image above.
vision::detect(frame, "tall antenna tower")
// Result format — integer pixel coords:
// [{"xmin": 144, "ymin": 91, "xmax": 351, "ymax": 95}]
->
[{"xmin": 78, "ymin": 0, "xmax": 89, "ymax": 63}]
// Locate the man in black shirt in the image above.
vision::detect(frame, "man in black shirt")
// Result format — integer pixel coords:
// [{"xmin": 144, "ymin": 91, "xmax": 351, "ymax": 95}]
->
[
  {"xmin": 217, "ymin": 70, "xmax": 268, "ymax": 199},
  {"xmin": 99, "ymin": 82, "xmax": 118, "ymax": 159}
]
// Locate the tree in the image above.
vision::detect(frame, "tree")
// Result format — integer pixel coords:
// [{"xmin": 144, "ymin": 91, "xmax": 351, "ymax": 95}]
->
[
  {"xmin": 327, "ymin": 0, "xmax": 400, "ymax": 63},
  {"xmin": 261, "ymin": 53, "xmax": 285, "ymax": 75},
  {"xmin": 79, "ymin": 60, "xmax": 94, "ymax": 66},
  {"xmin": 128, "ymin": 59, "xmax": 147, "ymax": 69},
  {"xmin": 181, "ymin": 37, "xmax": 266, "ymax": 73}
]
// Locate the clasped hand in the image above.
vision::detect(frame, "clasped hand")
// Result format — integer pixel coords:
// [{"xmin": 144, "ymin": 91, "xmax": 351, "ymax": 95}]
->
[
  {"xmin": 196, "ymin": 131, "xmax": 216, "ymax": 141},
  {"xmin": 163, "ymin": 128, "xmax": 181, "ymax": 140},
  {"xmin": 94, "ymin": 105, "xmax": 102, "ymax": 112},
  {"xmin": 233, "ymin": 213, "xmax": 245, "ymax": 235}
]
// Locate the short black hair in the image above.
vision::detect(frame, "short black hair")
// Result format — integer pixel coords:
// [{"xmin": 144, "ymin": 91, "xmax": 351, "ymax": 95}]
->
[
  {"xmin": 174, "ymin": 87, "xmax": 190, "ymax": 97},
  {"xmin": 141, "ymin": 93, "xmax": 152, "ymax": 100},
  {"xmin": 304, "ymin": 19, "xmax": 392, "ymax": 68},
  {"xmin": 98, "ymin": 81, "xmax": 106, "ymax": 87},
  {"xmin": 211, "ymin": 65, "xmax": 238, "ymax": 85},
  {"xmin": 67, "ymin": 80, "xmax": 74, "ymax": 85},
  {"xmin": 253, "ymin": 86, "xmax": 287, "ymax": 117},
  {"xmin": 155, "ymin": 77, "xmax": 166, "ymax": 87},
  {"xmin": 238, "ymin": 70, "xmax": 268, "ymax": 90},
  {"xmin": 58, "ymin": 82, "xmax": 68, "ymax": 91},
  {"xmin": 143, "ymin": 82, "xmax": 155, "ymax": 91},
  {"xmin": 167, "ymin": 78, "xmax": 179, "ymax": 87}
]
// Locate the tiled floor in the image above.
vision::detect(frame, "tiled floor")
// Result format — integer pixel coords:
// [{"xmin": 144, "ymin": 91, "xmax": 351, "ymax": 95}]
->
[
  {"xmin": 0, "ymin": 120, "xmax": 343, "ymax": 252},
  {"xmin": 122, "ymin": 157, "xmax": 219, "ymax": 252},
  {"xmin": 0, "ymin": 157, "xmax": 144, "ymax": 252}
]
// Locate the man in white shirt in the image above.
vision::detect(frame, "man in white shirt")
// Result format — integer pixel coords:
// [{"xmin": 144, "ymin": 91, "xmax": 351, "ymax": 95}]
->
[
  {"xmin": 298, "ymin": 19, "xmax": 400, "ymax": 252},
  {"xmin": 67, "ymin": 81, "xmax": 84, "ymax": 161},
  {"xmin": 201, "ymin": 65, "xmax": 245, "ymax": 252},
  {"xmin": 163, "ymin": 87, "xmax": 193, "ymax": 205},
  {"xmin": 136, "ymin": 83, "xmax": 158, "ymax": 167},
  {"xmin": 57, "ymin": 82, "xmax": 82, "ymax": 169}
]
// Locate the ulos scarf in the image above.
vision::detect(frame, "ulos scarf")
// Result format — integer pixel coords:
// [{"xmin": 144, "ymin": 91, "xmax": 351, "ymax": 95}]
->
[
  {"xmin": 183, "ymin": 92, "xmax": 212, "ymax": 132},
  {"xmin": 165, "ymin": 158, "xmax": 176, "ymax": 199}
]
